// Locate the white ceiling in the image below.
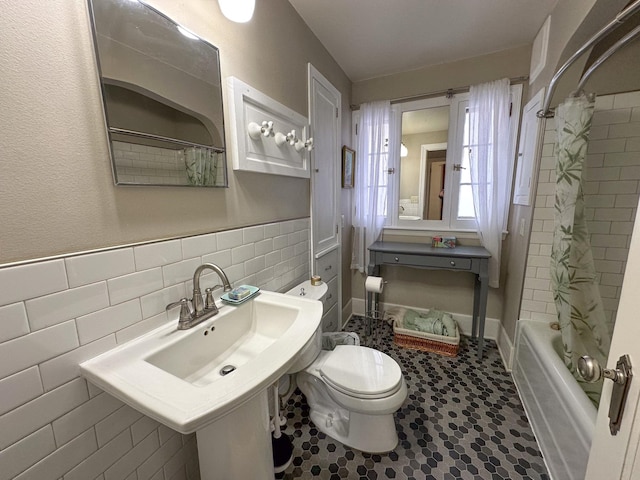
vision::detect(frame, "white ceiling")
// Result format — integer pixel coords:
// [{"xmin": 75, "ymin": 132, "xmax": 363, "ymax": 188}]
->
[{"xmin": 288, "ymin": 0, "xmax": 559, "ymax": 82}]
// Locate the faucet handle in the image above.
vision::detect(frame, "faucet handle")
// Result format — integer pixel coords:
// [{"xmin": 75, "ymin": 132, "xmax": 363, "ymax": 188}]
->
[
  {"xmin": 204, "ymin": 288, "xmax": 218, "ymax": 312},
  {"xmin": 166, "ymin": 298, "xmax": 193, "ymax": 323}
]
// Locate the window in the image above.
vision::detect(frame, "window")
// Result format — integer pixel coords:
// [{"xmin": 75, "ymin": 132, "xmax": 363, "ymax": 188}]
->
[
  {"xmin": 351, "ymin": 110, "xmax": 397, "ymax": 220},
  {"xmin": 373, "ymin": 137, "xmax": 390, "ymax": 218},
  {"xmin": 449, "ymin": 97, "xmax": 477, "ymax": 229},
  {"xmin": 353, "ymin": 85, "xmax": 522, "ymax": 233},
  {"xmin": 458, "ymin": 108, "xmax": 476, "ymax": 218}
]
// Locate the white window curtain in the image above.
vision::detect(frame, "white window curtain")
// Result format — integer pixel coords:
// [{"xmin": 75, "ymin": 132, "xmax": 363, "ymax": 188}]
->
[
  {"xmin": 468, "ymin": 78, "xmax": 511, "ymax": 288},
  {"xmin": 351, "ymin": 100, "xmax": 396, "ymax": 272}
]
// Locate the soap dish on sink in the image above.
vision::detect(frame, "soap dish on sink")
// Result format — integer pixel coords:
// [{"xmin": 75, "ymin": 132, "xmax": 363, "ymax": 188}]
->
[{"xmin": 221, "ymin": 285, "xmax": 260, "ymax": 305}]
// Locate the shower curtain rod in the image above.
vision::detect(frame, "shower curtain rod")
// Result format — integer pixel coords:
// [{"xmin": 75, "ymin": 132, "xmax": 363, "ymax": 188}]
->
[
  {"xmin": 109, "ymin": 127, "xmax": 224, "ymax": 152},
  {"xmin": 349, "ymin": 75, "xmax": 529, "ymax": 110},
  {"xmin": 537, "ymin": 0, "xmax": 640, "ymax": 118},
  {"xmin": 576, "ymin": 24, "xmax": 640, "ymax": 92}
]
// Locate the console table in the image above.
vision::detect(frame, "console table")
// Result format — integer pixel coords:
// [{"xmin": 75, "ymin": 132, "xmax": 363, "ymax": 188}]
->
[{"xmin": 367, "ymin": 241, "xmax": 491, "ymax": 359}]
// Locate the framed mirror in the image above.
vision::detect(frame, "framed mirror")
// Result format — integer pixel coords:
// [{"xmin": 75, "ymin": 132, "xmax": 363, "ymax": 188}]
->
[
  {"xmin": 88, "ymin": 0, "xmax": 228, "ymax": 187},
  {"xmin": 399, "ymin": 105, "xmax": 449, "ymax": 222}
]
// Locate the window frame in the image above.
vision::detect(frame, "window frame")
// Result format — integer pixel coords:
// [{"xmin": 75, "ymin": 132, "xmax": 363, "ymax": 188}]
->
[{"xmin": 352, "ymin": 85, "xmax": 522, "ymax": 234}]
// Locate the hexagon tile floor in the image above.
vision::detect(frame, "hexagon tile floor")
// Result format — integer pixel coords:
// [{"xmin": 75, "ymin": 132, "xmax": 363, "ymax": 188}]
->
[{"xmin": 279, "ymin": 316, "xmax": 549, "ymax": 480}]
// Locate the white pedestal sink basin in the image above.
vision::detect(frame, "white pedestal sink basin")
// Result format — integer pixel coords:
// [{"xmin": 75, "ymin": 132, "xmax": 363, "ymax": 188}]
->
[{"xmin": 81, "ymin": 291, "xmax": 322, "ymax": 479}]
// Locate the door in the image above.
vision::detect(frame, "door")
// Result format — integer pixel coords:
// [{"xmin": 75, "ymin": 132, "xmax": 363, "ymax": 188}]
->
[
  {"xmin": 427, "ymin": 161, "xmax": 445, "ymax": 220},
  {"xmin": 585, "ymin": 205, "xmax": 640, "ymax": 479},
  {"xmin": 308, "ymin": 64, "xmax": 342, "ymax": 331},
  {"xmin": 308, "ymin": 64, "xmax": 341, "ymax": 256}
]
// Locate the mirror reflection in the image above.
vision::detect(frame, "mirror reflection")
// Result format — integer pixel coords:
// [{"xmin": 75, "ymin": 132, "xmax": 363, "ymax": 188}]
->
[
  {"xmin": 399, "ymin": 106, "xmax": 449, "ymax": 221},
  {"xmin": 88, "ymin": 0, "xmax": 227, "ymax": 187}
]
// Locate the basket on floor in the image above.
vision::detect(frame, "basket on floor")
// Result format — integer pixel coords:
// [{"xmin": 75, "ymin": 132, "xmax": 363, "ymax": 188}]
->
[{"xmin": 392, "ymin": 310, "xmax": 460, "ymax": 357}]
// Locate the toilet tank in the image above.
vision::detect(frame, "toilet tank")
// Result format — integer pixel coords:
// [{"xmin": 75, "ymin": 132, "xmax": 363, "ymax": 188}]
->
[
  {"xmin": 285, "ymin": 280, "xmax": 327, "ymax": 373},
  {"xmin": 286, "ymin": 280, "xmax": 328, "ymax": 301}
]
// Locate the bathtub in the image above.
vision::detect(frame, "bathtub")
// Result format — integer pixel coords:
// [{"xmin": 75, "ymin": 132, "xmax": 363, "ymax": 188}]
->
[{"xmin": 513, "ymin": 320, "xmax": 597, "ymax": 480}]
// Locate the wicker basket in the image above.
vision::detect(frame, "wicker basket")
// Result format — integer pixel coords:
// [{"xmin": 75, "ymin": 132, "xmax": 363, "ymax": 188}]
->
[{"xmin": 392, "ymin": 313, "xmax": 460, "ymax": 357}]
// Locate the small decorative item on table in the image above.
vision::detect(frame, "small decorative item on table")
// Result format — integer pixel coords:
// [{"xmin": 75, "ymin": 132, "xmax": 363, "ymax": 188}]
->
[{"xmin": 431, "ymin": 236, "xmax": 457, "ymax": 248}]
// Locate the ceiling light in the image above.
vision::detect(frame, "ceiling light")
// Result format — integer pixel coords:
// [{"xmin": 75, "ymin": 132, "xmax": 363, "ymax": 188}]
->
[
  {"xmin": 218, "ymin": 0, "xmax": 255, "ymax": 23},
  {"xmin": 401, "ymin": 143, "xmax": 408, "ymax": 157}
]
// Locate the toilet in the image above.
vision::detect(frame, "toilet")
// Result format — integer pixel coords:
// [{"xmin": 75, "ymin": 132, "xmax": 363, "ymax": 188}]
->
[{"xmin": 285, "ymin": 280, "xmax": 408, "ymax": 453}]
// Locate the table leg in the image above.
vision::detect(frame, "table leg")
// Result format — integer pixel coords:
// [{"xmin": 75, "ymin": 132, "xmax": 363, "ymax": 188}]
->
[
  {"xmin": 472, "ymin": 275, "xmax": 481, "ymax": 338},
  {"xmin": 476, "ymin": 270, "xmax": 489, "ymax": 359}
]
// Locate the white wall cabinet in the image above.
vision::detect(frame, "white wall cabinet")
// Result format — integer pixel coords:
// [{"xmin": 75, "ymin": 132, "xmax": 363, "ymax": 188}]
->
[
  {"xmin": 308, "ymin": 64, "xmax": 342, "ymax": 331},
  {"xmin": 513, "ymin": 88, "xmax": 545, "ymax": 206},
  {"xmin": 227, "ymin": 76, "xmax": 311, "ymax": 178}
]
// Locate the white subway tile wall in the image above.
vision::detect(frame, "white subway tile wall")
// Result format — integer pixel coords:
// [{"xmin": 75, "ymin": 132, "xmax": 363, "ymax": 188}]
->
[
  {"xmin": 0, "ymin": 219, "xmax": 310, "ymax": 479},
  {"xmin": 521, "ymin": 92, "xmax": 640, "ymax": 324}
]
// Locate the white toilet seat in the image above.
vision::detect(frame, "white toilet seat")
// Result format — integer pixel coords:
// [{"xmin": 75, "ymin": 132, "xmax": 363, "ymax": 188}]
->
[
  {"xmin": 319, "ymin": 346, "xmax": 403, "ymax": 399},
  {"xmin": 304, "ymin": 346, "xmax": 407, "ymax": 415}
]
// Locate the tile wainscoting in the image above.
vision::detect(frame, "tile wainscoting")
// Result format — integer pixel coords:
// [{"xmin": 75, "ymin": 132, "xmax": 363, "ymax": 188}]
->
[{"xmin": 0, "ymin": 218, "xmax": 310, "ymax": 480}]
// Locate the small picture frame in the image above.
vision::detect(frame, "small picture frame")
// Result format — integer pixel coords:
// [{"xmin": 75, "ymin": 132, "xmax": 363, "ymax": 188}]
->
[{"xmin": 342, "ymin": 146, "xmax": 355, "ymax": 188}]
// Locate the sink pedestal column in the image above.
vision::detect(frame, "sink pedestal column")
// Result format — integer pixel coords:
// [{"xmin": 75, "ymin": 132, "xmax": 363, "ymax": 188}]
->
[{"xmin": 196, "ymin": 388, "xmax": 274, "ymax": 479}]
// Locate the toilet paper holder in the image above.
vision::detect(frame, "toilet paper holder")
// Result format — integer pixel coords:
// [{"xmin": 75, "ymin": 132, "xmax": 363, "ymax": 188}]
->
[
  {"xmin": 364, "ymin": 276, "xmax": 388, "ymax": 347},
  {"xmin": 365, "ymin": 275, "xmax": 387, "ymax": 294}
]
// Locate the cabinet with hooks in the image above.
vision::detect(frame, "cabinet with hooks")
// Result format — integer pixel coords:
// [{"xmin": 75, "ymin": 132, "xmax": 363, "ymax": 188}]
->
[{"xmin": 227, "ymin": 76, "xmax": 312, "ymax": 178}]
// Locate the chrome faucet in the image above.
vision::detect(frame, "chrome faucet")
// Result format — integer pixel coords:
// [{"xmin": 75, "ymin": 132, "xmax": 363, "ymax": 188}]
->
[
  {"xmin": 192, "ymin": 263, "xmax": 232, "ymax": 315},
  {"xmin": 166, "ymin": 263, "xmax": 232, "ymax": 330}
]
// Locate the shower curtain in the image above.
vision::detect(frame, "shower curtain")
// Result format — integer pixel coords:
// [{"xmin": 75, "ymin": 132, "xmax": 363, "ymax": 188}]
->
[
  {"xmin": 185, "ymin": 147, "xmax": 221, "ymax": 186},
  {"xmin": 551, "ymin": 93, "xmax": 611, "ymax": 406}
]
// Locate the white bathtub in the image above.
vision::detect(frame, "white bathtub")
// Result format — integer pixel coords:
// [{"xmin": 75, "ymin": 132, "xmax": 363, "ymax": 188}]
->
[{"xmin": 513, "ymin": 320, "xmax": 597, "ymax": 480}]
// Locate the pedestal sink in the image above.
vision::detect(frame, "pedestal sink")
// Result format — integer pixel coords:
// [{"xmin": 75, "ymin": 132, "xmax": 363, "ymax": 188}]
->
[{"xmin": 81, "ymin": 291, "xmax": 322, "ymax": 479}]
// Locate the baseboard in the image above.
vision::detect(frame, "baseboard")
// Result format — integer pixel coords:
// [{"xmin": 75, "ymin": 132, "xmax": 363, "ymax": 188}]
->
[
  {"xmin": 496, "ymin": 323, "xmax": 515, "ymax": 372},
  {"xmin": 341, "ymin": 299, "xmax": 353, "ymax": 330},
  {"xmin": 352, "ymin": 297, "xmax": 366, "ymax": 317},
  {"xmin": 351, "ymin": 298, "xmax": 500, "ymax": 339}
]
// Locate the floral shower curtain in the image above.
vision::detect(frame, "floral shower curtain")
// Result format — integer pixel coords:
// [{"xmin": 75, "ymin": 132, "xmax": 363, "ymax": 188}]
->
[
  {"xmin": 185, "ymin": 147, "xmax": 221, "ymax": 186},
  {"xmin": 551, "ymin": 94, "xmax": 611, "ymax": 406}
]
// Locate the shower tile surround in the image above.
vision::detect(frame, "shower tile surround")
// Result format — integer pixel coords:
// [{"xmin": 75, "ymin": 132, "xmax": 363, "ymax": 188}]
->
[
  {"xmin": 281, "ymin": 317, "xmax": 548, "ymax": 480},
  {"xmin": 521, "ymin": 91, "xmax": 640, "ymax": 325},
  {"xmin": 0, "ymin": 219, "xmax": 310, "ymax": 480}
]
